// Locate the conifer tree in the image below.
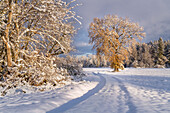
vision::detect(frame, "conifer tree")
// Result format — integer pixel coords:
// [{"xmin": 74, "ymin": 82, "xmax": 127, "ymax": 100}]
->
[
  {"xmin": 157, "ymin": 37, "xmax": 167, "ymax": 66},
  {"xmin": 158, "ymin": 37, "xmax": 164, "ymax": 58},
  {"xmin": 141, "ymin": 43, "xmax": 153, "ymax": 67},
  {"xmin": 125, "ymin": 38, "xmax": 169, "ymax": 68},
  {"xmin": 164, "ymin": 40, "xmax": 170, "ymax": 67}
]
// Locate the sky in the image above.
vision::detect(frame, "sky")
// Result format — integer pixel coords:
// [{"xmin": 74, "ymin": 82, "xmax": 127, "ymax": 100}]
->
[{"xmin": 71, "ymin": 0, "xmax": 170, "ymax": 56}]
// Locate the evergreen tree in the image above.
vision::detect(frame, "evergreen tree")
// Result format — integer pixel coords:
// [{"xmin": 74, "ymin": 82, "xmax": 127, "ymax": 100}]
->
[
  {"xmin": 127, "ymin": 43, "xmax": 138, "ymax": 67},
  {"xmin": 141, "ymin": 43, "xmax": 154, "ymax": 67},
  {"xmin": 125, "ymin": 38, "xmax": 169, "ymax": 68},
  {"xmin": 158, "ymin": 37, "xmax": 164, "ymax": 58},
  {"xmin": 164, "ymin": 40, "xmax": 170, "ymax": 67},
  {"xmin": 157, "ymin": 37, "xmax": 167, "ymax": 66}
]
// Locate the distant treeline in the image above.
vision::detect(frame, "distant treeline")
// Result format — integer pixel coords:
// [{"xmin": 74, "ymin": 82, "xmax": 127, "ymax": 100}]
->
[
  {"xmin": 78, "ymin": 38, "xmax": 170, "ymax": 68},
  {"xmin": 126, "ymin": 38, "xmax": 170, "ymax": 68}
]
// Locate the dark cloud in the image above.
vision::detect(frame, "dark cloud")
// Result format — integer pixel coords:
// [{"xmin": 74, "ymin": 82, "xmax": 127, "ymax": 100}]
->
[{"xmin": 73, "ymin": 0, "xmax": 170, "ymax": 55}]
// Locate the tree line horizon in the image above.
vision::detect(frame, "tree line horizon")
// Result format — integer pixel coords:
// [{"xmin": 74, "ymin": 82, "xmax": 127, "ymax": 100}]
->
[{"xmin": 78, "ymin": 37, "xmax": 170, "ymax": 69}]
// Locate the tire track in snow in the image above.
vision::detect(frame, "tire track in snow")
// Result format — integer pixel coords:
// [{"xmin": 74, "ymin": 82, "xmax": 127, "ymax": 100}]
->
[
  {"xmin": 63, "ymin": 74, "xmax": 120, "ymax": 113},
  {"xmin": 47, "ymin": 72, "xmax": 106, "ymax": 113},
  {"xmin": 112, "ymin": 76, "xmax": 137, "ymax": 113}
]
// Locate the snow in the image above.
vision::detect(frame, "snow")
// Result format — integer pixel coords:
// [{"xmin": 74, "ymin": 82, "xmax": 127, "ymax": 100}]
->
[
  {"xmin": 1, "ymin": 68, "xmax": 170, "ymax": 113},
  {"xmin": 0, "ymin": 74, "xmax": 99, "ymax": 113}
]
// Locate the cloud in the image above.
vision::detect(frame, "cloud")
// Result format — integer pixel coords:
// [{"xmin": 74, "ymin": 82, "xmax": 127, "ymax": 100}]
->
[
  {"xmin": 77, "ymin": 0, "xmax": 170, "ymax": 35},
  {"xmin": 73, "ymin": 0, "xmax": 170, "ymax": 55}
]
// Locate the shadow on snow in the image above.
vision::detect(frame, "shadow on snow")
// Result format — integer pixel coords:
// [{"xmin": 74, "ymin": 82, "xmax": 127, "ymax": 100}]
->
[
  {"xmin": 46, "ymin": 72, "xmax": 106, "ymax": 113},
  {"xmin": 112, "ymin": 76, "xmax": 137, "ymax": 113}
]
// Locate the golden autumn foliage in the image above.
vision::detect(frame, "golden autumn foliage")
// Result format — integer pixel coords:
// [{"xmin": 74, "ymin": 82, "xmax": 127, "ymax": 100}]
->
[{"xmin": 89, "ymin": 15, "xmax": 145, "ymax": 72}]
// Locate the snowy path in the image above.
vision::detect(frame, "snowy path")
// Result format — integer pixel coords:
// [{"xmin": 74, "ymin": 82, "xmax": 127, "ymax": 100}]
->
[
  {"xmin": 59, "ymin": 69, "xmax": 137, "ymax": 113},
  {"xmin": 1, "ymin": 68, "xmax": 170, "ymax": 113},
  {"xmin": 47, "ymin": 73, "xmax": 106, "ymax": 113},
  {"xmin": 48, "ymin": 68, "xmax": 170, "ymax": 113}
]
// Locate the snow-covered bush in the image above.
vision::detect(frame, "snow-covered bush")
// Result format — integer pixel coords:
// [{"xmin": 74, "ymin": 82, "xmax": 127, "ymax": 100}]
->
[
  {"xmin": 0, "ymin": 51, "xmax": 71, "ymax": 96},
  {"xmin": 56, "ymin": 56, "xmax": 85, "ymax": 81},
  {"xmin": 78, "ymin": 55, "xmax": 110, "ymax": 68},
  {"xmin": 0, "ymin": 52, "xmax": 86, "ymax": 96}
]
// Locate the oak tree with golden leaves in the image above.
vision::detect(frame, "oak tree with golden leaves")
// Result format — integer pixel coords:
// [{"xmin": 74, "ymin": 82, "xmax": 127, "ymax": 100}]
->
[{"xmin": 89, "ymin": 15, "xmax": 145, "ymax": 72}]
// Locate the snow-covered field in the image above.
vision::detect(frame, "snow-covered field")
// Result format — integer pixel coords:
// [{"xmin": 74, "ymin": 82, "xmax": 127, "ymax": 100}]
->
[{"xmin": 1, "ymin": 68, "xmax": 170, "ymax": 113}]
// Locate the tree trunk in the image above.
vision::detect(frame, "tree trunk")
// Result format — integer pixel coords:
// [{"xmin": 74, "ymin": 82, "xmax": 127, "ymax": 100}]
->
[
  {"xmin": 6, "ymin": 43, "xmax": 12, "ymax": 66},
  {"xmin": 14, "ymin": 22, "xmax": 19, "ymax": 63},
  {"xmin": 4, "ymin": 0, "xmax": 13, "ymax": 67},
  {"xmin": 113, "ymin": 67, "xmax": 119, "ymax": 72}
]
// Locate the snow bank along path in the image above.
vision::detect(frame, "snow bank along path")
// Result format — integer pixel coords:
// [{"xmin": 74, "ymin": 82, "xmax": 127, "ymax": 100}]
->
[
  {"xmin": 60, "ymin": 68, "xmax": 170, "ymax": 113},
  {"xmin": 0, "ymin": 72, "xmax": 100, "ymax": 113}
]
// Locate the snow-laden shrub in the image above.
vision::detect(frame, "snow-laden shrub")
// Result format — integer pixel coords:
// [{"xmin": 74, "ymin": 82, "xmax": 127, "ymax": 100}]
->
[
  {"xmin": 56, "ymin": 56, "xmax": 85, "ymax": 81},
  {"xmin": 154, "ymin": 65, "xmax": 165, "ymax": 68},
  {"xmin": 78, "ymin": 55, "xmax": 110, "ymax": 68},
  {"xmin": 0, "ymin": 52, "xmax": 85, "ymax": 96},
  {"xmin": 0, "ymin": 51, "xmax": 76, "ymax": 96},
  {"xmin": 166, "ymin": 63, "xmax": 170, "ymax": 68}
]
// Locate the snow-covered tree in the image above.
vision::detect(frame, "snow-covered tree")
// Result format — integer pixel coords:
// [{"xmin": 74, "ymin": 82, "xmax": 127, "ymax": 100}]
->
[
  {"xmin": 0, "ymin": 0, "xmax": 82, "ymax": 96},
  {"xmin": 88, "ymin": 15, "xmax": 145, "ymax": 72},
  {"xmin": 0, "ymin": 0, "xmax": 81, "ymax": 66},
  {"xmin": 164, "ymin": 40, "xmax": 170, "ymax": 67},
  {"xmin": 125, "ymin": 38, "xmax": 169, "ymax": 68},
  {"xmin": 141, "ymin": 43, "xmax": 153, "ymax": 67},
  {"xmin": 156, "ymin": 37, "xmax": 168, "ymax": 67}
]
